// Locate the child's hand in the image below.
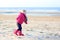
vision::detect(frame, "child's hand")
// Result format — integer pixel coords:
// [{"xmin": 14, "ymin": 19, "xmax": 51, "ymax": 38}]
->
[
  {"xmin": 25, "ymin": 21, "xmax": 28, "ymax": 24},
  {"xmin": 24, "ymin": 21, "xmax": 28, "ymax": 24},
  {"xmin": 26, "ymin": 21, "xmax": 28, "ymax": 24}
]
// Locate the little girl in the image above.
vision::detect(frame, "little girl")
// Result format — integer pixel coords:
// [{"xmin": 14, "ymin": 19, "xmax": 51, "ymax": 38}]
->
[{"xmin": 14, "ymin": 10, "xmax": 27, "ymax": 36}]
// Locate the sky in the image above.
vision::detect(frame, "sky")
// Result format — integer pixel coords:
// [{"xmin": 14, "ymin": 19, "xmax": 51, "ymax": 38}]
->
[{"xmin": 0, "ymin": 0, "xmax": 60, "ymax": 7}]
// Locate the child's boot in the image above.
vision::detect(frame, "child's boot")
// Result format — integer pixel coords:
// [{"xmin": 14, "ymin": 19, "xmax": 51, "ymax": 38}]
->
[
  {"xmin": 18, "ymin": 31, "xmax": 24, "ymax": 36},
  {"xmin": 14, "ymin": 29, "xmax": 19, "ymax": 36}
]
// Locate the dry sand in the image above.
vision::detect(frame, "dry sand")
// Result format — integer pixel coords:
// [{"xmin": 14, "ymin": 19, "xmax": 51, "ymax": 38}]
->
[{"xmin": 0, "ymin": 14, "xmax": 60, "ymax": 40}]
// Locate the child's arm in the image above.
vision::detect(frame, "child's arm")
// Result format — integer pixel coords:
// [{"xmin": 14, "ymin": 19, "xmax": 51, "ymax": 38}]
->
[
  {"xmin": 24, "ymin": 16, "xmax": 28, "ymax": 24},
  {"xmin": 23, "ymin": 14, "xmax": 28, "ymax": 24},
  {"xmin": 24, "ymin": 20, "xmax": 27, "ymax": 24}
]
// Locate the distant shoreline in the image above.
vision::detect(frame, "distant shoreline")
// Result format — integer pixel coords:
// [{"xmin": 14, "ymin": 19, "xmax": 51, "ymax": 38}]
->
[{"xmin": 0, "ymin": 12, "xmax": 60, "ymax": 16}]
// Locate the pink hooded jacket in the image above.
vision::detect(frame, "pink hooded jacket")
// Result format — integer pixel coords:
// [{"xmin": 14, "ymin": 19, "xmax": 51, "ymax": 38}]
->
[{"xmin": 16, "ymin": 12, "xmax": 27, "ymax": 24}]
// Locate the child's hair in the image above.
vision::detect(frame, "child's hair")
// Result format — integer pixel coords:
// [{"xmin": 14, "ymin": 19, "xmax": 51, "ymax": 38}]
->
[
  {"xmin": 20, "ymin": 10, "xmax": 26, "ymax": 13},
  {"xmin": 23, "ymin": 10, "xmax": 26, "ymax": 12}
]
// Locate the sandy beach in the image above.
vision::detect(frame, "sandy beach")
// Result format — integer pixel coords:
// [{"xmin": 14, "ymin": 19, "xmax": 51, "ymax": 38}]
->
[{"xmin": 0, "ymin": 14, "xmax": 60, "ymax": 40}]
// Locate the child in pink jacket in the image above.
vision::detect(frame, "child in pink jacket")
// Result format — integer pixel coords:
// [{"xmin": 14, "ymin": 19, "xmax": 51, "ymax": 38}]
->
[{"xmin": 14, "ymin": 10, "xmax": 27, "ymax": 36}]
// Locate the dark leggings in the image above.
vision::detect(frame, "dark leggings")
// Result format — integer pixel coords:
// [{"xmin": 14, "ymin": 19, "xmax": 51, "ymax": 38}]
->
[{"xmin": 17, "ymin": 23, "xmax": 22, "ymax": 31}]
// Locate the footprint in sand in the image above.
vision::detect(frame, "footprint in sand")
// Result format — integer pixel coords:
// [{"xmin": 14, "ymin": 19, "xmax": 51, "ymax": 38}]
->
[
  {"xmin": 39, "ymin": 32, "xmax": 44, "ymax": 33},
  {"xmin": 26, "ymin": 29, "xmax": 33, "ymax": 31},
  {"xmin": 54, "ymin": 33, "xmax": 60, "ymax": 38},
  {"xmin": 45, "ymin": 35, "xmax": 50, "ymax": 38},
  {"xmin": 17, "ymin": 36, "xmax": 23, "ymax": 39},
  {"xmin": 25, "ymin": 33, "xmax": 36, "ymax": 38}
]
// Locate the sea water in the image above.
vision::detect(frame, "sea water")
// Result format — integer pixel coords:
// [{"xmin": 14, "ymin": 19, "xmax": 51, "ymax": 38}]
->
[
  {"xmin": 0, "ymin": 7, "xmax": 60, "ymax": 16},
  {"xmin": 0, "ymin": 11, "xmax": 60, "ymax": 16}
]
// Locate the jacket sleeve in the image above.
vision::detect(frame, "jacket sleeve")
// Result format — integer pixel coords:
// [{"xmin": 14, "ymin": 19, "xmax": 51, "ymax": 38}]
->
[{"xmin": 23, "ymin": 14, "xmax": 28, "ymax": 24}]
